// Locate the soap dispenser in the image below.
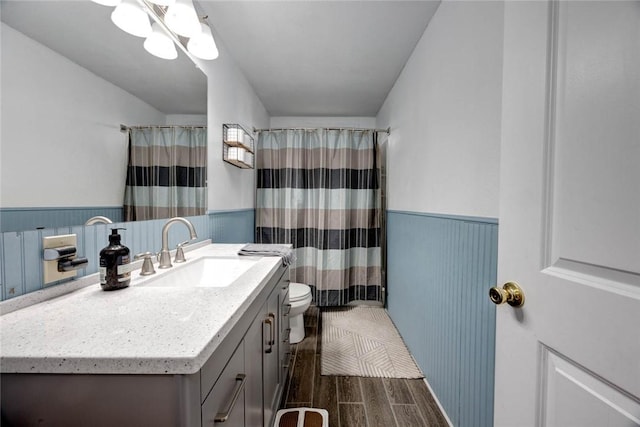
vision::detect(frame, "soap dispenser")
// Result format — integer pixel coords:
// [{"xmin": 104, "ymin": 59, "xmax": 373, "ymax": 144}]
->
[{"xmin": 99, "ymin": 228, "xmax": 132, "ymax": 291}]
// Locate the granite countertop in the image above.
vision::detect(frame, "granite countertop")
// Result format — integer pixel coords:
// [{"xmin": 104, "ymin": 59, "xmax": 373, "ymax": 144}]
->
[{"xmin": 0, "ymin": 243, "xmax": 282, "ymax": 375}]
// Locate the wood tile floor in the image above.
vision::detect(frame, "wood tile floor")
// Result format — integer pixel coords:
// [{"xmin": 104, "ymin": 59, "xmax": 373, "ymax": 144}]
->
[{"xmin": 280, "ymin": 306, "xmax": 449, "ymax": 427}]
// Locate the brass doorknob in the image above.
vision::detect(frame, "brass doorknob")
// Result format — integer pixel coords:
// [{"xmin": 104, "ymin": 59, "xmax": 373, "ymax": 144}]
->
[{"xmin": 489, "ymin": 282, "xmax": 525, "ymax": 307}]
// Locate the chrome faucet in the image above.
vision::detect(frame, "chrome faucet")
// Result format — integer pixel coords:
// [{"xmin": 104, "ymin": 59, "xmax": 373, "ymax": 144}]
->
[
  {"xmin": 158, "ymin": 217, "xmax": 198, "ymax": 268},
  {"xmin": 134, "ymin": 252, "xmax": 156, "ymax": 276},
  {"xmin": 84, "ymin": 216, "xmax": 113, "ymax": 226}
]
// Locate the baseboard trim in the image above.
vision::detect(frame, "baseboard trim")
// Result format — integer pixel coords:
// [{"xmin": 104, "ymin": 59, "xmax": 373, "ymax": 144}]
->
[{"xmin": 423, "ymin": 376, "xmax": 454, "ymax": 427}]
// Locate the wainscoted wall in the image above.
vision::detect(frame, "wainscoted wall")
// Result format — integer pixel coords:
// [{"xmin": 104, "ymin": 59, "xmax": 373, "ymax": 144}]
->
[
  {"xmin": 209, "ymin": 209, "xmax": 255, "ymax": 243},
  {"xmin": 0, "ymin": 210, "xmax": 255, "ymax": 301},
  {"xmin": 387, "ymin": 210, "xmax": 498, "ymax": 427},
  {"xmin": 0, "ymin": 207, "xmax": 124, "ymax": 233}
]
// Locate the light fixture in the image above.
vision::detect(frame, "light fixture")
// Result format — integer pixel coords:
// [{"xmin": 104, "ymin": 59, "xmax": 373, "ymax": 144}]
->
[
  {"xmin": 144, "ymin": 23, "xmax": 178, "ymax": 60},
  {"xmin": 164, "ymin": 0, "xmax": 201, "ymax": 38},
  {"xmin": 187, "ymin": 22, "xmax": 219, "ymax": 60},
  {"xmin": 147, "ymin": 0, "xmax": 175, "ymax": 5},
  {"xmin": 90, "ymin": 0, "xmax": 219, "ymax": 61},
  {"xmin": 91, "ymin": 0, "xmax": 122, "ymax": 6},
  {"xmin": 111, "ymin": 0, "xmax": 152, "ymax": 38}
]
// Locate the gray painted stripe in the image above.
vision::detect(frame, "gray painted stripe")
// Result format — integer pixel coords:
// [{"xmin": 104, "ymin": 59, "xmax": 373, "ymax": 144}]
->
[{"xmin": 256, "ymin": 208, "xmax": 381, "ymax": 229}]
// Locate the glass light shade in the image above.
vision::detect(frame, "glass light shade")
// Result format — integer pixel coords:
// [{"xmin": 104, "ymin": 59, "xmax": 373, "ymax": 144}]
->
[
  {"xmin": 111, "ymin": 0, "xmax": 152, "ymax": 38},
  {"xmin": 148, "ymin": 0, "xmax": 175, "ymax": 5},
  {"xmin": 144, "ymin": 23, "xmax": 178, "ymax": 60},
  {"xmin": 187, "ymin": 23, "xmax": 219, "ymax": 60},
  {"xmin": 91, "ymin": 0, "xmax": 121, "ymax": 6},
  {"xmin": 164, "ymin": 0, "xmax": 200, "ymax": 37}
]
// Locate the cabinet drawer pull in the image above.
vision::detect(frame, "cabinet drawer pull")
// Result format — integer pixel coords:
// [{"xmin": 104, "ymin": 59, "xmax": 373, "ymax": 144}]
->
[
  {"xmin": 267, "ymin": 313, "xmax": 276, "ymax": 345},
  {"xmin": 282, "ymin": 351, "xmax": 292, "ymax": 369},
  {"xmin": 264, "ymin": 316, "xmax": 274, "ymax": 353},
  {"xmin": 214, "ymin": 374, "xmax": 246, "ymax": 423},
  {"xmin": 283, "ymin": 304, "xmax": 292, "ymax": 316},
  {"xmin": 283, "ymin": 327, "xmax": 291, "ymax": 343}
]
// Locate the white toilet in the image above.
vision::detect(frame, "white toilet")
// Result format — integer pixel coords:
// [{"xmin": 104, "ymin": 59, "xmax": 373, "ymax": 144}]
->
[{"xmin": 288, "ymin": 282, "xmax": 312, "ymax": 344}]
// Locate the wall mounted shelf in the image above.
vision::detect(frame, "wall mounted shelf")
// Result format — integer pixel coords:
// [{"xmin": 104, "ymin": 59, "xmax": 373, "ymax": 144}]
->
[{"xmin": 223, "ymin": 124, "xmax": 254, "ymax": 169}]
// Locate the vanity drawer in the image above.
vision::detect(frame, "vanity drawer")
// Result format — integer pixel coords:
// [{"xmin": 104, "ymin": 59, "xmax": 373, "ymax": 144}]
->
[
  {"xmin": 279, "ymin": 275, "xmax": 290, "ymax": 336},
  {"xmin": 280, "ymin": 292, "xmax": 291, "ymax": 336},
  {"xmin": 201, "ymin": 341, "xmax": 246, "ymax": 427},
  {"xmin": 279, "ymin": 282, "xmax": 291, "ymax": 388}
]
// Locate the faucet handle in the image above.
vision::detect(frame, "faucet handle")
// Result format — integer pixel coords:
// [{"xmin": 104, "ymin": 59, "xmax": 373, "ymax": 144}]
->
[
  {"xmin": 134, "ymin": 252, "xmax": 156, "ymax": 276},
  {"xmin": 174, "ymin": 241, "xmax": 190, "ymax": 263}
]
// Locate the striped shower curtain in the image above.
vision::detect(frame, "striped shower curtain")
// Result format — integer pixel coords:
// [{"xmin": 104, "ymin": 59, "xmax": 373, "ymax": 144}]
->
[
  {"xmin": 123, "ymin": 126, "xmax": 207, "ymax": 221},
  {"xmin": 256, "ymin": 129, "xmax": 382, "ymax": 306}
]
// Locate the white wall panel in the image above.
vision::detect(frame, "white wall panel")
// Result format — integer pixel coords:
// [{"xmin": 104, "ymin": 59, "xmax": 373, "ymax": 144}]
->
[
  {"xmin": 1, "ymin": 23, "xmax": 165, "ymax": 208},
  {"xmin": 376, "ymin": 1, "xmax": 504, "ymax": 218}
]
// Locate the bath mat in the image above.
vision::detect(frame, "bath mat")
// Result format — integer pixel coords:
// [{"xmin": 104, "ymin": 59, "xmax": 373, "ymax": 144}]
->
[{"xmin": 321, "ymin": 307, "xmax": 423, "ymax": 378}]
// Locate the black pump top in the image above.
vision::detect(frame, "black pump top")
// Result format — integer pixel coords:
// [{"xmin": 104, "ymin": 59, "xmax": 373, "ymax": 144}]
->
[{"xmin": 108, "ymin": 228, "xmax": 126, "ymax": 245}]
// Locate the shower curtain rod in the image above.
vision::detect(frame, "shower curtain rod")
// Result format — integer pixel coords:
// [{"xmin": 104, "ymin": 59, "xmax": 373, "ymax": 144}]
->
[
  {"xmin": 120, "ymin": 124, "xmax": 207, "ymax": 132},
  {"xmin": 253, "ymin": 126, "xmax": 391, "ymax": 135}
]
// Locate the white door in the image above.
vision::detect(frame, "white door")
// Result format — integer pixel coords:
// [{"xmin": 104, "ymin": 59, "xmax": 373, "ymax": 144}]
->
[{"xmin": 495, "ymin": 1, "xmax": 640, "ymax": 426}]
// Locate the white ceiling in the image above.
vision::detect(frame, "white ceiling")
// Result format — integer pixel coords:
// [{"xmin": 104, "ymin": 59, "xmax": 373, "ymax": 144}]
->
[
  {"xmin": 1, "ymin": 0, "xmax": 440, "ymax": 117},
  {"xmin": 201, "ymin": 1, "xmax": 440, "ymax": 116}
]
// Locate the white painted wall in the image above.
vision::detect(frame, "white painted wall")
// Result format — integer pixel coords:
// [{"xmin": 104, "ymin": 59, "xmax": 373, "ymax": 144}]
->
[
  {"xmin": 193, "ymin": 31, "xmax": 269, "ymax": 212},
  {"xmin": 270, "ymin": 116, "xmax": 376, "ymax": 129},
  {"xmin": 376, "ymin": 1, "xmax": 504, "ymax": 219},
  {"xmin": 165, "ymin": 114, "xmax": 207, "ymax": 126},
  {"xmin": 1, "ymin": 23, "xmax": 165, "ymax": 208}
]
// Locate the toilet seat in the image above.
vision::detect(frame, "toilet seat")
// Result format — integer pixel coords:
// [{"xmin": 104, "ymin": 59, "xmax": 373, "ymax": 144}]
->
[{"xmin": 289, "ymin": 282, "xmax": 311, "ymax": 302}]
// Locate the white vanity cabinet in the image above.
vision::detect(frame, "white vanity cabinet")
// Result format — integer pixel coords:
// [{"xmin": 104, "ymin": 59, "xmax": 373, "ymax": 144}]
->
[{"xmin": 1, "ymin": 259, "xmax": 291, "ymax": 427}]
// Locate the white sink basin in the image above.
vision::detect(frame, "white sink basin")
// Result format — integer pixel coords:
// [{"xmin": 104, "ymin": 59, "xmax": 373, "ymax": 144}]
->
[{"xmin": 141, "ymin": 256, "xmax": 259, "ymax": 288}]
